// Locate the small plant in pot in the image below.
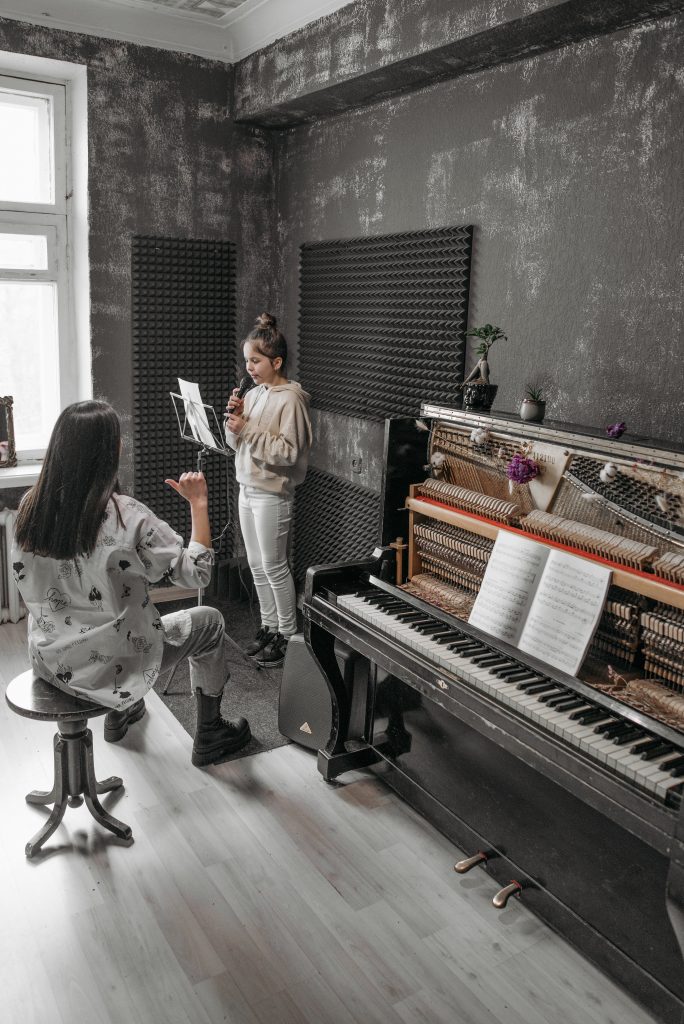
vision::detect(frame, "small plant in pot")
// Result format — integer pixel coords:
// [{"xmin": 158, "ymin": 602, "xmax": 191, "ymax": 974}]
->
[
  {"xmin": 460, "ymin": 324, "xmax": 507, "ymax": 411},
  {"xmin": 520, "ymin": 384, "xmax": 546, "ymax": 423}
]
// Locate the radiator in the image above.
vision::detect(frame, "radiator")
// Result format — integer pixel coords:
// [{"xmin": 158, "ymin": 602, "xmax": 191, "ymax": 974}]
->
[{"xmin": 0, "ymin": 509, "xmax": 25, "ymax": 624}]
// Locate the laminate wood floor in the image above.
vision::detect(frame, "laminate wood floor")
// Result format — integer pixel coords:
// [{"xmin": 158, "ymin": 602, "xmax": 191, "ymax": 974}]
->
[{"xmin": 0, "ymin": 620, "xmax": 658, "ymax": 1024}]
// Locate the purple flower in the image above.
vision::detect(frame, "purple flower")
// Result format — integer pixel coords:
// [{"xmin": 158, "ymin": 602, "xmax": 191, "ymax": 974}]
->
[
  {"xmin": 606, "ymin": 421, "xmax": 626, "ymax": 439},
  {"xmin": 506, "ymin": 454, "xmax": 539, "ymax": 484}
]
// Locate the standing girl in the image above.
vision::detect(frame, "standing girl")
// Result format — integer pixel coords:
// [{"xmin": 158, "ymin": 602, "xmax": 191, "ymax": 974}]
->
[
  {"xmin": 225, "ymin": 313, "xmax": 312, "ymax": 667},
  {"xmin": 13, "ymin": 400, "xmax": 251, "ymax": 767}
]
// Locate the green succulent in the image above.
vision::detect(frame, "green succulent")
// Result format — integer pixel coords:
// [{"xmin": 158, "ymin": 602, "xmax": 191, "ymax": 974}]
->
[{"xmin": 525, "ymin": 384, "xmax": 544, "ymax": 402}]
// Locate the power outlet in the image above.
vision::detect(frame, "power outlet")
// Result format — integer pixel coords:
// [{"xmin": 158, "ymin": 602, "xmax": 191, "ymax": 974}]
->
[{"xmin": 351, "ymin": 456, "xmax": 363, "ymax": 473}]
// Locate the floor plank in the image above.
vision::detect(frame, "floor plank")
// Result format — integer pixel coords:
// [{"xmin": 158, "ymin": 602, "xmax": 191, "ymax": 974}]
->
[{"xmin": 0, "ymin": 620, "xmax": 660, "ymax": 1024}]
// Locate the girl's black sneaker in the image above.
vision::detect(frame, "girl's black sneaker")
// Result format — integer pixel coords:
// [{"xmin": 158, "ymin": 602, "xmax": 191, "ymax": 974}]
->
[
  {"xmin": 256, "ymin": 632, "xmax": 289, "ymax": 668},
  {"xmin": 245, "ymin": 626, "xmax": 276, "ymax": 657}
]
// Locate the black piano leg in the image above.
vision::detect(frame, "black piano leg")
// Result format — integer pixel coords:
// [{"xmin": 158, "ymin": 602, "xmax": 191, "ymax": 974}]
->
[
  {"xmin": 305, "ymin": 621, "xmax": 380, "ymax": 782},
  {"xmin": 317, "ymin": 745, "xmax": 382, "ymax": 783}
]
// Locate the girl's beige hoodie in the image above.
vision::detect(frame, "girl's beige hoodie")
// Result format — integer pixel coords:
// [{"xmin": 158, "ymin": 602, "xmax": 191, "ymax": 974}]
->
[{"xmin": 225, "ymin": 381, "xmax": 312, "ymax": 497}]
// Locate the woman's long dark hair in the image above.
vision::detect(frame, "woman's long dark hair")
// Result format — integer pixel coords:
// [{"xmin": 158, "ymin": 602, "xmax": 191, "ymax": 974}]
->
[{"xmin": 16, "ymin": 400, "xmax": 122, "ymax": 559}]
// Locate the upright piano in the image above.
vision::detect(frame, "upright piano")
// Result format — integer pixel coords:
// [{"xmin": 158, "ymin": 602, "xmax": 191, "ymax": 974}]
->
[{"xmin": 304, "ymin": 408, "xmax": 684, "ymax": 1024}]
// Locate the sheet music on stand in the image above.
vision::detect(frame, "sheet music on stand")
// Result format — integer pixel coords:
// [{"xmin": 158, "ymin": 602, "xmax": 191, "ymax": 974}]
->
[{"xmin": 170, "ymin": 378, "xmax": 230, "ymax": 463}]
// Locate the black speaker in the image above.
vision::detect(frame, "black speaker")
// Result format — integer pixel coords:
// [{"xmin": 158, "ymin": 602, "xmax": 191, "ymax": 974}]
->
[{"xmin": 279, "ymin": 635, "xmax": 332, "ymax": 750}]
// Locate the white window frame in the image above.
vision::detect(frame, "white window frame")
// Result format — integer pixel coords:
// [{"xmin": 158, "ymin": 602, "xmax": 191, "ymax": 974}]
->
[{"xmin": 0, "ymin": 65, "xmax": 87, "ymax": 463}]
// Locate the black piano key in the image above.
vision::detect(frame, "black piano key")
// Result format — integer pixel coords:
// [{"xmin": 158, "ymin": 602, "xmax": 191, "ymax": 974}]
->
[
  {"xmin": 495, "ymin": 666, "xmax": 530, "ymax": 679},
  {"xmin": 640, "ymin": 742, "xmax": 675, "ymax": 762},
  {"xmin": 551, "ymin": 698, "xmax": 589, "ymax": 713},
  {"xmin": 594, "ymin": 718, "xmax": 622, "ymax": 734},
  {"xmin": 546, "ymin": 692, "xmax": 579, "ymax": 709},
  {"xmin": 576, "ymin": 708, "xmax": 610, "ymax": 725},
  {"xmin": 569, "ymin": 705, "xmax": 596, "ymax": 720},
  {"xmin": 447, "ymin": 638, "xmax": 478, "ymax": 649},
  {"xmin": 476, "ymin": 657, "xmax": 511, "ymax": 669},
  {"xmin": 612, "ymin": 728, "xmax": 646, "ymax": 747},
  {"xmin": 434, "ymin": 632, "xmax": 464, "ymax": 644},
  {"xmin": 470, "ymin": 653, "xmax": 500, "ymax": 665},
  {"xmin": 518, "ymin": 680, "xmax": 555, "ymax": 693},
  {"xmin": 602, "ymin": 722, "xmax": 636, "ymax": 740},
  {"xmin": 660, "ymin": 754, "xmax": 684, "ymax": 772},
  {"xmin": 537, "ymin": 687, "xmax": 571, "ymax": 703},
  {"xmin": 671, "ymin": 764, "xmax": 684, "ymax": 778},
  {"xmin": 396, "ymin": 611, "xmax": 429, "ymax": 622},
  {"xmin": 506, "ymin": 673, "xmax": 540, "ymax": 685},
  {"xmin": 410, "ymin": 620, "xmax": 442, "ymax": 632},
  {"xmin": 630, "ymin": 737, "xmax": 663, "ymax": 755}
]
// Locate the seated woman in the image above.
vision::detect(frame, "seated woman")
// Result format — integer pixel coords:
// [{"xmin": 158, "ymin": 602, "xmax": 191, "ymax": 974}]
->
[{"xmin": 12, "ymin": 400, "xmax": 250, "ymax": 767}]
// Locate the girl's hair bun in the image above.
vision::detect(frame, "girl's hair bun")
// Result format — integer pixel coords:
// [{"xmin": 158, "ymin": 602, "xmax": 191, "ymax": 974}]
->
[{"xmin": 256, "ymin": 312, "xmax": 277, "ymax": 330}]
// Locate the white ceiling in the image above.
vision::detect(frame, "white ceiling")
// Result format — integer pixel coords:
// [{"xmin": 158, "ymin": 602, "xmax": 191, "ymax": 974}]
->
[{"xmin": 0, "ymin": 0, "xmax": 356, "ymax": 62}]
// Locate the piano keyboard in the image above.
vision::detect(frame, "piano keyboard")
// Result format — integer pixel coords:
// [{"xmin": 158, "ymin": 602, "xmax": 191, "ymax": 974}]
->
[{"xmin": 338, "ymin": 589, "xmax": 684, "ymax": 807}]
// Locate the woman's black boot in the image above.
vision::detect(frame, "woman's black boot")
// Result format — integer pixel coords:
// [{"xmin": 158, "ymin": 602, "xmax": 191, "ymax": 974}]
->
[{"xmin": 192, "ymin": 688, "xmax": 251, "ymax": 767}]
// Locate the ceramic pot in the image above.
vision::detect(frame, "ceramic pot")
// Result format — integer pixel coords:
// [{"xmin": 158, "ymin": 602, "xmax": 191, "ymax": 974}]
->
[
  {"xmin": 519, "ymin": 398, "xmax": 546, "ymax": 422},
  {"xmin": 462, "ymin": 383, "xmax": 498, "ymax": 412}
]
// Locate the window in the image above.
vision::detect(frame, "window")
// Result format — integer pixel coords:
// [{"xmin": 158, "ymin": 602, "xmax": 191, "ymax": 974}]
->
[{"xmin": 0, "ymin": 74, "xmax": 70, "ymax": 456}]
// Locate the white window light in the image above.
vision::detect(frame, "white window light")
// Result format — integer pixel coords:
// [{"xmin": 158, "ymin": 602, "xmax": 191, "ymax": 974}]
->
[{"xmin": 0, "ymin": 73, "xmax": 71, "ymax": 458}]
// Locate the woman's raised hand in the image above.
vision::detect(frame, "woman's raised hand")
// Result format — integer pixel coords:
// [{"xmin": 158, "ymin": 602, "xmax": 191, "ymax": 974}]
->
[{"xmin": 165, "ymin": 471, "xmax": 208, "ymax": 504}]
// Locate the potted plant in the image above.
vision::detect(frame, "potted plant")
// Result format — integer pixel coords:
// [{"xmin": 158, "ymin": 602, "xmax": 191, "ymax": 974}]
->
[
  {"xmin": 461, "ymin": 324, "xmax": 506, "ymax": 411},
  {"xmin": 520, "ymin": 383, "xmax": 546, "ymax": 423}
]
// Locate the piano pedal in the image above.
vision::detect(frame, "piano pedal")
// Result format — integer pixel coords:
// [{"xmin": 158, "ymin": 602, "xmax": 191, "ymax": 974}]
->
[
  {"xmin": 454, "ymin": 851, "xmax": 489, "ymax": 874},
  {"xmin": 492, "ymin": 880, "xmax": 522, "ymax": 909}
]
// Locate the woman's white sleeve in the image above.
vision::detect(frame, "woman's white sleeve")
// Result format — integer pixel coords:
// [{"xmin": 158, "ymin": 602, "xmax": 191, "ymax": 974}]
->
[{"xmin": 135, "ymin": 511, "xmax": 214, "ymax": 588}]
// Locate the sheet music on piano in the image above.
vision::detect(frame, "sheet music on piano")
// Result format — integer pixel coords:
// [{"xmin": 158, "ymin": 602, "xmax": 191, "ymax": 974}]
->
[{"xmin": 468, "ymin": 530, "xmax": 612, "ymax": 675}]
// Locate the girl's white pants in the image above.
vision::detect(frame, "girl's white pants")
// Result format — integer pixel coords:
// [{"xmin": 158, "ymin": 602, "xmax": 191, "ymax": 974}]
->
[{"xmin": 238, "ymin": 485, "xmax": 297, "ymax": 637}]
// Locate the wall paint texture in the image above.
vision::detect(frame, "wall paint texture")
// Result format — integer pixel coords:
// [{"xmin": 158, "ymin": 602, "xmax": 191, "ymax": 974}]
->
[
  {"xmin": 0, "ymin": 17, "xmax": 277, "ymax": 490},
  {"xmin": 275, "ymin": 12, "xmax": 684, "ymax": 477}
]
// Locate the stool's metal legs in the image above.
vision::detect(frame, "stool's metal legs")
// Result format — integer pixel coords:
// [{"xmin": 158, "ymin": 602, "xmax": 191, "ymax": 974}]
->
[
  {"xmin": 25, "ymin": 734, "xmax": 70, "ymax": 858},
  {"xmin": 24, "ymin": 721, "xmax": 132, "ymax": 857}
]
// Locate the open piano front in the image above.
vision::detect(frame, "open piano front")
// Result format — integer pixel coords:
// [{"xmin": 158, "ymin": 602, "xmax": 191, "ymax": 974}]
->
[{"xmin": 303, "ymin": 408, "xmax": 684, "ymax": 1024}]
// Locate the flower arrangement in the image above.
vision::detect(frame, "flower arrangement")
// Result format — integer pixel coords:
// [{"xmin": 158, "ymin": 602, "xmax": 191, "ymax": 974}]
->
[
  {"xmin": 506, "ymin": 453, "xmax": 540, "ymax": 485},
  {"xmin": 606, "ymin": 422, "xmax": 626, "ymax": 439}
]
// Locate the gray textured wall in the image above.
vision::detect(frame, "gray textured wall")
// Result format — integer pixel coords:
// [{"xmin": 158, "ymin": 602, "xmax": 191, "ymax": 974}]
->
[
  {"xmin": 0, "ymin": 18, "xmax": 277, "ymax": 489},
  {"xmin": 236, "ymin": 0, "xmax": 684, "ymax": 127},
  {"xmin": 275, "ymin": 12, "xmax": 684, "ymax": 483}
]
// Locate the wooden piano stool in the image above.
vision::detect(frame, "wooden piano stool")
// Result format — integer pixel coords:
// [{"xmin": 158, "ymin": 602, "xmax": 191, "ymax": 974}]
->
[{"xmin": 5, "ymin": 671, "xmax": 133, "ymax": 858}]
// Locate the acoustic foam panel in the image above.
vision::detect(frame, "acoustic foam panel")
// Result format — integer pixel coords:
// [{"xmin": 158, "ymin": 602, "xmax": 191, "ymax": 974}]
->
[
  {"xmin": 293, "ymin": 467, "xmax": 380, "ymax": 583},
  {"xmin": 298, "ymin": 226, "xmax": 473, "ymax": 420},
  {"xmin": 131, "ymin": 236, "xmax": 236, "ymax": 551}
]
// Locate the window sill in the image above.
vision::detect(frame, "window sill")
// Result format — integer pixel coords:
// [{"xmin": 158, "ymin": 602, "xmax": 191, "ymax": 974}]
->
[{"xmin": 0, "ymin": 461, "xmax": 42, "ymax": 488}]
